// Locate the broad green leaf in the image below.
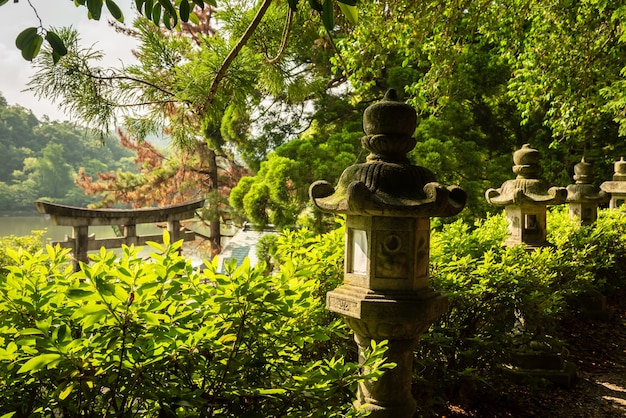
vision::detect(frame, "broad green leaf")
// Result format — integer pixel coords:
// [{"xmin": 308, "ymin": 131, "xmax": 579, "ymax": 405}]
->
[
  {"xmin": 18, "ymin": 328, "xmax": 45, "ymax": 336},
  {"xmin": 158, "ymin": 0, "xmax": 178, "ymax": 27},
  {"xmin": 0, "ymin": 0, "xmax": 9, "ymax": 6},
  {"xmin": 17, "ymin": 353, "xmax": 62, "ymax": 374},
  {"xmin": 87, "ymin": 0, "xmax": 103, "ymax": 20},
  {"xmin": 52, "ymin": 51, "xmax": 62, "ymax": 65},
  {"xmin": 106, "ymin": 0, "xmax": 124, "ymax": 22},
  {"xmin": 337, "ymin": 1, "xmax": 357, "ymax": 24},
  {"xmin": 66, "ymin": 288, "xmax": 95, "ymax": 300},
  {"xmin": 192, "ymin": 0, "xmax": 205, "ymax": 8},
  {"xmin": 322, "ymin": 0, "xmax": 334, "ymax": 31},
  {"xmin": 15, "ymin": 27, "xmax": 38, "ymax": 49},
  {"xmin": 179, "ymin": 0, "xmax": 190, "ymax": 22},
  {"xmin": 71, "ymin": 304, "xmax": 109, "ymax": 319},
  {"xmin": 45, "ymin": 31, "xmax": 68, "ymax": 56},
  {"xmin": 1, "ymin": 413, "xmax": 16, "ymax": 418},
  {"xmin": 144, "ymin": 0, "xmax": 154, "ymax": 19}
]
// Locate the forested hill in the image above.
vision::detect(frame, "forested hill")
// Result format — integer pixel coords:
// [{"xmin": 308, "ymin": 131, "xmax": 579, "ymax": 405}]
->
[{"xmin": 0, "ymin": 93, "xmax": 135, "ymax": 212}]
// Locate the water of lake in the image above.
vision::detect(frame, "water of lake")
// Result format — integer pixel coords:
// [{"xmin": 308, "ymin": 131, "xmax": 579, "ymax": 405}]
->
[
  {"xmin": 0, "ymin": 215, "xmax": 162, "ymax": 241},
  {"xmin": 0, "ymin": 215, "xmax": 208, "ymax": 267}
]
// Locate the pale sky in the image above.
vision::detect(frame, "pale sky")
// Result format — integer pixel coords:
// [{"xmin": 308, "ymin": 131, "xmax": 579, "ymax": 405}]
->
[{"xmin": 0, "ymin": 0, "xmax": 139, "ymax": 121}]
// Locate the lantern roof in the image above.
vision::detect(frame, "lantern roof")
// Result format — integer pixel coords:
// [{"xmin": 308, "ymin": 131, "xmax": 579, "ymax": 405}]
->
[
  {"xmin": 485, "ymin": 144, "xmax": 567, "ymax": 207},
  {"xmin": 309, "ymin": 90, "xmax": 466, "ymax": 217}
]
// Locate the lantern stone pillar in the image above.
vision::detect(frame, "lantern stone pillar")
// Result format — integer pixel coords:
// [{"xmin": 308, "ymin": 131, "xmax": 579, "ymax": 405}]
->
[
  {"xmin": 566, "ymin": 157, "xmax": 608, "ymax": 225},
  {"xmin": 310, "ymin": 89, "xmax": 467, "ymax": 417},
  {"xmin": 600, "ymin": 157, "xmax": 626, "ymax": 209},
  {"xmin": 485, "ymin": 144, "xmax": 567, "ymax": 249}
]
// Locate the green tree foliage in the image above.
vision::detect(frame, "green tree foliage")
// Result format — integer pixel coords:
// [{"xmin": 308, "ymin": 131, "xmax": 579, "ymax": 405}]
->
[
  {"xmin": 334, "ymin": 0, "xmax": 626, "ymax": 208},
  {"xmin": 230, "ymin": 103, "xmax": 364, "ymax": 230},
  {"xmin": 0, "ymin": 230, "xmax": 392, "ymax": 417},
  {"xmin": 0, "ymin": 93, "xmax": 135, "ymax": 211}
]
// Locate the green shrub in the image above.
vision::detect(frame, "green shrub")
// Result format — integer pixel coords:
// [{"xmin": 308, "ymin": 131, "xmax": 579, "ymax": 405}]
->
[
  {"xmin": 0, "ymin": 231, "xmax": 392, "ymax": 417},
  {"xmin": 0, "ymin": 230, "xmax": 45, "ymax": 275}
]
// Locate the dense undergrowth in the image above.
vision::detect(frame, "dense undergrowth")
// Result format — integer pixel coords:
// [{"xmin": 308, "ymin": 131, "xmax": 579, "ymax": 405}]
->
[{"xmin": 1, "ymin": 208, "xmax": 626, "ymax": 416}]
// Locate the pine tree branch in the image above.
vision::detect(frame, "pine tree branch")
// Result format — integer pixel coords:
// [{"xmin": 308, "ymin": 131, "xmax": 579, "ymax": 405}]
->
[{"xmin": 201, "ymin": 0, "xmax": 274, "ymax": 115}]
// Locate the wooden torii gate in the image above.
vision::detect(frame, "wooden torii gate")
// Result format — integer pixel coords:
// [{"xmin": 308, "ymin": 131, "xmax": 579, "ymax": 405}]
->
[{"xmin": 34, "ymin": 198, "xmax": 205, "ymax": 271}]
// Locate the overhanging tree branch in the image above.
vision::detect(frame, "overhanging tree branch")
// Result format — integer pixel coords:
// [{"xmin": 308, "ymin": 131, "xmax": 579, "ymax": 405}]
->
[{"xmin": 201, "ymin": 0, "xmax": 273, "ymax": 115}]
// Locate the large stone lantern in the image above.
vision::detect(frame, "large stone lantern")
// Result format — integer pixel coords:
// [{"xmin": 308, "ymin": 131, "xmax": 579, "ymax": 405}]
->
[
  {"xmin": 309, "ymin": 90, "xmax": 467, "ymax": 417},
  {"xmin": 566, "ymin": 157, "xmax": 608, "ymax": 225},
  {"xmin": 600, "ymin": 157, "xmax": 626, "ymax": 209},
  {"xmin": 485, "ymin": 144, "xmax": 567, "ymax": 248}
]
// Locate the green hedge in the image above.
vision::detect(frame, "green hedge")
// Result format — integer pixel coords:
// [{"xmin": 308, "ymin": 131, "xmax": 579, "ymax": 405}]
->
[
  {"xmin": 2, "ymin": 208, "xmax": 626, "ymax": 416},
  {"xmin": 0, "ymin": 231, "xmax": 391, "ymax": 417}
]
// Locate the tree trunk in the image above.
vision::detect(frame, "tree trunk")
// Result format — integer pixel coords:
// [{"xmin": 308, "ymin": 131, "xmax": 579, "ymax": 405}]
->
[
  {"xmin": 208, "ymin": 148, "xmax": 221, "ymax": 254},
  {"xmin": 201, "ymin": 143, "xmax": 221, "ymax": 254}
]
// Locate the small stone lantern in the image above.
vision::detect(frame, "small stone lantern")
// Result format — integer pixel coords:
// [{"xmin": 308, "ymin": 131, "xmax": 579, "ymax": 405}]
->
[
  {"xmin": 600, "ymin": 157, "xmax": 626, "ymax": 209},
  {"xmin": 485, "ymin": 144, "xmax": 567, "ymax": 248},
  {"xmin": 309, "ymin": 90, "xmax": 467, "ymax": 417},
  {"xmin": 566, "ymin": 157, "xmax": 608, "ymax": 225}
]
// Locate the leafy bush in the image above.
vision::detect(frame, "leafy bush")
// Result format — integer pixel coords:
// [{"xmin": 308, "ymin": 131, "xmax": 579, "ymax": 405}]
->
[
  {"xmin": 4, "ymin": 207, "xmax": 626, "ymax": 417},
  {"xmin": 0, "ymin": 231, "xmax": 392, "ymax": 417},
  {"xmin": 0, "ymin": 230, "xmax": 45, "ymax": 275}
]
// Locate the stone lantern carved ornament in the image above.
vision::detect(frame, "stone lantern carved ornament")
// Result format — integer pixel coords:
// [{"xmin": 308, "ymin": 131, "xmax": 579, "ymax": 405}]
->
[
  {"xmin": 566, "ymin": 157, "xmax": 608, "ymax": 225},
  {"xmin": 601, "ymin": 157, "xmax": 626, "ymax": 209},
  {"xmin": 485, "ymin": 144, "xmax": 567, "ymax": 248},
  {"xmin": 310, "ymin": 89, "xmax": 466, "ymax": 417}
]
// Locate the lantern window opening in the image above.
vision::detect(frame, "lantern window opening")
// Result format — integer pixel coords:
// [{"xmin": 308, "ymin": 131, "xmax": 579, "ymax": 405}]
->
[{"xmin": 350, "ymin": 228, "xmax": 368, "ymax": 275}]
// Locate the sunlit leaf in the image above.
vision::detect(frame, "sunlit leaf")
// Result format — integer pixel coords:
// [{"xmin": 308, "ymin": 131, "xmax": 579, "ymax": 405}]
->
[
  {"xmin": 337, "ymin": 1, "xmax": 357, "ymax": 24},
  {"xmin": 17, "ymin": 353, "xmax": 62, "ymax": 374}
]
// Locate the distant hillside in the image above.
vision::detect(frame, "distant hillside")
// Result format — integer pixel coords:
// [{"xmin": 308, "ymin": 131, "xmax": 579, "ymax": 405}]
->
[{"xmin": 0, "ymin": 93, "xmax": 136, "ymax": 211}]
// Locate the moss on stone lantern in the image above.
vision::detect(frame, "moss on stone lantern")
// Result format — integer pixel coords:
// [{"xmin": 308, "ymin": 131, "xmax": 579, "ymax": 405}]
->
[
  {"xmin": 485, "ymin": 144, "xmax": 567, "ymax": 248},
  {"xmin": 309, "ymin": 89, "xmax": 466, "ymax": 417},
  {"xmin": 566, "ymin": 157, "xmax": 608, "ymax": 225}
]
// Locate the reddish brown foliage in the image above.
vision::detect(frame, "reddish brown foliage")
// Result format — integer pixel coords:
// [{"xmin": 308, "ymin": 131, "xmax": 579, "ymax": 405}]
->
[{"xmin": 76, "ymin": 129, "xmax": 249, "ymax": 209}]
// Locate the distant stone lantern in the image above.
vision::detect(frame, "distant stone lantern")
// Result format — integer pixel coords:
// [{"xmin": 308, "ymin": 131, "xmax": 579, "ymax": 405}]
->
[
  {"xmin": 309, "ymin": 89, "xmax": 467, "ymax": 417},
  {"xmin": 566, "ymin": 157, "xmax": 608, "ymax": 225},
  {"xmin": 600, "ymin": 157, "xmax": 626, "ymax": 209},
  {"xmin": 485, "ymin": 144, "xmax": 567, "ymax": 248}
]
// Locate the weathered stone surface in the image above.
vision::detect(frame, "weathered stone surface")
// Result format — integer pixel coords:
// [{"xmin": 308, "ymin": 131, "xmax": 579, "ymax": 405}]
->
[
  {"xmin": 310, "ymin": 90, "xmax": 466, "ymax": 218},
  {"xmin": 310, "ymin": 90, "xmax": 466, "ymax": 418},
  {"xmin": 485, "ymin": 144, "xmax": 567, "ymax": 208},
  {"xmin": 601, "ymin": 157, "xmax": 626, "ymax": 208},
  {"xmin": 566, "ymin": 157, "xmax": 608, "ymax": 224},
  {"xmin": 485, "ymin": 144, "xmax": 566, "ymax": 248}
]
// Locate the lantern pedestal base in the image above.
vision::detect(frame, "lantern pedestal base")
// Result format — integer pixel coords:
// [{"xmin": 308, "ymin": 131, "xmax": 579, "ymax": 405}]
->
[{"xmin": 327, "ymin": 285, "xmax": 447, "ymax": 418}]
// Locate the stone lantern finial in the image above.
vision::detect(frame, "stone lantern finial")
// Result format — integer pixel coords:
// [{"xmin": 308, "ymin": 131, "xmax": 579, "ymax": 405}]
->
[
  {"xmin": 485, "ymin": 144, "xmax": 567, "ymax": 247},
  {"xmin": 566, "ymin": 157, "xmax": 608, "ymax": 224},
  {"xmin": 309, "ymin": 90, "xmax": 466, "ymax": 417}
]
